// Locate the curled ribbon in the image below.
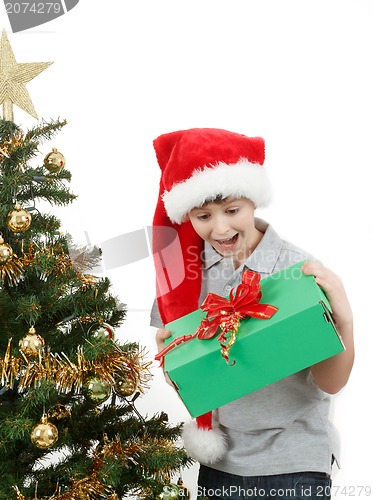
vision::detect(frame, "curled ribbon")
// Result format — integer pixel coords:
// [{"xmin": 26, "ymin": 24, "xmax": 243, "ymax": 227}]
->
[{"xmin": 155, "ymin": 270, "xmax": 278, "ymax": 366}]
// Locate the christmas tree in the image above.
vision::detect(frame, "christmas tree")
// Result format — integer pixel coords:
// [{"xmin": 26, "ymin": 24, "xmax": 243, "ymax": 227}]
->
[{"xmin": 0, "ymin": 30, "xmax": 190, "ymax": 499}]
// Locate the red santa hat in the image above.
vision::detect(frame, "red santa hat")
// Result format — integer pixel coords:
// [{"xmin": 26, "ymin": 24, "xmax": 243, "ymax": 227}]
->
[{"xmin": 152, "ymin": 128, "xmax": 271, "ymax": 463}]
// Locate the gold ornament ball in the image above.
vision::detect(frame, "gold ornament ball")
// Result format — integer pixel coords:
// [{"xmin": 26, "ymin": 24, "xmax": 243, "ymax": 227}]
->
[
  {"xmin": 47, "ymin": 404, "xmax": 71, "ymax": 423},
  {"xmin": 114, "ymin": 377, "xmax": 137, "ymax": 398},
  {"xmin": 6, "ymin": 204, "xmax": 32, "ymax": 233},
  {"xmin": 83, "ymin": 376, "xmax": 112, "ymax": 404},
  {"xmin": 0, "ymin": 236, "xmax": 13, "ymax": 265},
  {"xmin": 19, "ymin": 327, "xmax": 45, "ymax": 357},
  {"xmin": 31, "ymin": 416, "xmax": 58, "ymax": 449},
  {"xmin": 44, "ymin": 147, "xmax": 66, "ymax": 173},
  {"xmin": 92, "ymin": 322, "xmax": 115, "ymax": 340}
]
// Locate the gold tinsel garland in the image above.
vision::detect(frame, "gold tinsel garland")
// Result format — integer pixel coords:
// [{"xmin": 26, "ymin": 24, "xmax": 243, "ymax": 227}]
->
[
  {"xmin": 13, "ymin": 478, "xmax": 118, "ymax": 500},
  {"xmin": 0, "ymin": 251, "xmax": 24, "ymax": 285},
  {"xmin": 0, "ymin": 234, "xmax": 25, "ymax": 285},
  {"xmin": 1, "ymin": 340, "xmax": 152, "ymax": 394},
  {"xmin": 5, "ymin": 342, "xmax": 154, "ymax": 498},
  {"xmin": 3, "ymin": 338, "xmax": 157, "ymax": 500},
  {"xmin": 0, "ymin": 130, "xmax": 24, "ymax": 161},
  {"xmin": 19, "ymin": 242, "xmax": 91, "ymax": 284},
  {"xmin": 13, "ymin": 433, "xmax": 182, "ymax": 499},
  {"xmin": 1, "ymin": 236, "xmax": 101, "ymax": 289}
]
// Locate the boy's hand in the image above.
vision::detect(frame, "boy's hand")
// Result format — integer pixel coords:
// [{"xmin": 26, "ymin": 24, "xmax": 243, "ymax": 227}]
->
[
  {"xmin": 155, "ymin": 328, "xmax": 172, "ymax": 352},
  {"xmin": 301, "ymin": 261, "xmax": 353, "ymax": 329},
  {"xmin": 301, "ymin": 260, "xmax": 354, "ymax": 394},
  {"xmin": 155, "ymin": 329, "xmax": 173, "ymax": 387}
]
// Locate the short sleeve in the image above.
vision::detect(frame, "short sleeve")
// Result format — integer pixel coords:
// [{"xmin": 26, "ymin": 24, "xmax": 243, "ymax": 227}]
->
[{"xmin": 150, "ymin": 299, "xmax": 164, "ymax": 328}]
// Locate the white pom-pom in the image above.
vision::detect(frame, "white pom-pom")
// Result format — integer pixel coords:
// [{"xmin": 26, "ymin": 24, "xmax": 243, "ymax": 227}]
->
[{"xmin": 182, "ymin": 420, "xmax": 228, "ymax": 464}]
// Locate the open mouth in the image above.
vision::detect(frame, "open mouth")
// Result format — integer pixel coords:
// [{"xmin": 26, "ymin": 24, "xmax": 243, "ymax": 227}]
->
[{"xmin": 214, "ymin": 233, "xmax": 239, "ymax": 250}]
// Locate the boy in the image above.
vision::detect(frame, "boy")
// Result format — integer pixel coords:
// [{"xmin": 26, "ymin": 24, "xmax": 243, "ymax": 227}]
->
[{"xmin": 150, "ymin": 128, "xmax": 354, "ymax": 499}]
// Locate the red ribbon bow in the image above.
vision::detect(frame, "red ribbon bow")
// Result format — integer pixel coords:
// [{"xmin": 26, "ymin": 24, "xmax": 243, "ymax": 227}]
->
[{"xmin": 155, "ymin": 270, "xmax": 278, "ymax": 366}]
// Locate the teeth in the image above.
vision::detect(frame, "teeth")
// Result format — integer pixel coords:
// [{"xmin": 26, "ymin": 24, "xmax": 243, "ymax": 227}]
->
[{"xmin": 218, "ymin": 235, "xmax": 237, "ymax": 244}]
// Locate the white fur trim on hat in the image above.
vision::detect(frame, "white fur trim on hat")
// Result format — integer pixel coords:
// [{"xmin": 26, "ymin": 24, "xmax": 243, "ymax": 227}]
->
[
  {"xmin": 182, "ymin": 420, "xmax": 228, "ymax": 464},
  {"xmin": 162, "ymin": 159, "xmax": 272, "ymax": 224}
]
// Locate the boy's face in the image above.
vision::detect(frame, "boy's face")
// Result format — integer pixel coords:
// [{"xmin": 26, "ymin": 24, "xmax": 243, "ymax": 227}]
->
[{"xmin": 188, "ymin": 197, "xmax": 261, "ymax": 267}]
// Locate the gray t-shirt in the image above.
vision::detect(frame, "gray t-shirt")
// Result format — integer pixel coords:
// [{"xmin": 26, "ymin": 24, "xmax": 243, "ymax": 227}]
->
[{"xmin": 151, "ymin": 218, "xmax": 340, "ymax": 476}]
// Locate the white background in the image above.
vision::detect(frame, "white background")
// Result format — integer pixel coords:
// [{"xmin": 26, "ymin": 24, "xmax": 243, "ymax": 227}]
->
[{"xmin": 0, "ymin": 1, "xmax": 371, "ymax": 498}]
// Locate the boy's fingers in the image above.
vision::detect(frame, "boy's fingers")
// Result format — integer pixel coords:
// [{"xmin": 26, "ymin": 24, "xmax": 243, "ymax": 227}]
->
[
  {"xmin": 155, "ymin": 329, "xmax": 171, "ymax": 352},
  {"xmin": 302, "ymin": 262, "xmax": 345, "ymax": 299},
  {"xmin": 159, "ymin": 329, "xmax": 171, "ymax": 339},
  {"xmin": 301, "ymin": 260, "xmax": 323, "ymax": 276}
]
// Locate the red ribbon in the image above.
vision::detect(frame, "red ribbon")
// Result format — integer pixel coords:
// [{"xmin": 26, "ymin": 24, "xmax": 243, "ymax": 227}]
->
[{"xmin": 155, "ymin": 270, "xmax": 278, "ymax": 366}]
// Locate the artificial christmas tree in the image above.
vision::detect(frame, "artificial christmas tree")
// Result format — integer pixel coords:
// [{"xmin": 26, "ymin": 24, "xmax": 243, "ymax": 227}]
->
[{"xmin": 0, "ymin": 30, "xmax": 189, "ymax": 499}]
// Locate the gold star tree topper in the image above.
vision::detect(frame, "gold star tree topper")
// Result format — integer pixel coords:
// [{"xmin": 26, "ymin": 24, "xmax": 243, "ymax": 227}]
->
[{"xmin": 0, "ymin": 30, "xmax": 53, "ymax": 121}]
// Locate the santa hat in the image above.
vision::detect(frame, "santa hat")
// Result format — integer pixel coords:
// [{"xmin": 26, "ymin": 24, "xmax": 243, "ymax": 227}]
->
[{"xmin": 152, "ymin": 128, "xmax": 271, "ymax": 463}]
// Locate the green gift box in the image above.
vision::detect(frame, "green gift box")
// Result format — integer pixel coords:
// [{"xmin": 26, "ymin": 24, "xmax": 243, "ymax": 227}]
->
[{"xmin": 163, "ymin": 261, "xmax": 345, "ymax": 418}]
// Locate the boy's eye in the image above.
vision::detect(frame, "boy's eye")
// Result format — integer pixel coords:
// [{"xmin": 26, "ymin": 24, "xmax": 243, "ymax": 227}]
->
[
  {"xmin": 226, "ymin": 208, "xmax": 239, "ymax": 215},
  {"xmin": 196, "ymin": 213, "xmax": 210, "ymax": 221}
]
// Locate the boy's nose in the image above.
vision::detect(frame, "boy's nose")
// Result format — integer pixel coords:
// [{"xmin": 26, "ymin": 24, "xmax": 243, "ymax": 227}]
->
[{"xmin": 213, "ymin": 217, "xmax": 231, "ymax": 236}]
